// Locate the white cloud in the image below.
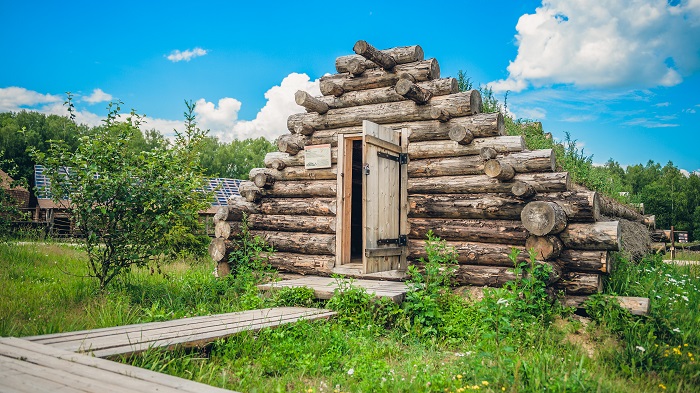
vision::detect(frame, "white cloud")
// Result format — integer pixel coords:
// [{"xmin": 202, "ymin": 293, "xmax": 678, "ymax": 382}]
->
[
  {"xmin": 654, "ymin": 102, "xmax": 671, "ymax": 107},
  {"xmin": 0, "ymin": 87, "xmax": 61, "ymax": 112},
  {"xmin": 490, "ymin": 0, "xmax": 700, "ymax": 92},
  {"xmin": 198, "ymin": 72, "xmax": 320, "ymax": 142},
  {"xmin": 166, "ymin": 47, "xmax": 208, "ymax": 62},
  {"xmin": 684, "ymin": 108, "xmax": 697, "ymax": 114},
  {"xmin": 515, "ymin": 107, "xmax": 547, "ymax": 120},
  {"xmin": 623, "ymin": 118, "xmax": 680, "ymax": 128},
  {"xmin": 561, "ymin": 114, "xmax": 598, "ymax": 122},
  {"xmin": 82, "ymin": 88, "xmax": 112, "ymax": 104}
]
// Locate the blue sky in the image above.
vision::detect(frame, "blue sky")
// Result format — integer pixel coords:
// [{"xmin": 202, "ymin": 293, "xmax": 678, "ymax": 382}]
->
[{"xmin": 1, "ymin": 0, "xmax": 699, "ymax": 172}]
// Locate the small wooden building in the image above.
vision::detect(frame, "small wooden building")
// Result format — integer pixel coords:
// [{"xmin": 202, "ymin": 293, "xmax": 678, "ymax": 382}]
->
[{"xmin": 210, "ymin": 41, "xmax": 652, "ymax": 297}]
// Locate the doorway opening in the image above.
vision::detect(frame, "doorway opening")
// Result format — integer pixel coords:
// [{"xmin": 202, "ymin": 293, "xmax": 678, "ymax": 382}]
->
[{"xmin": 350, "ymin": 139, "xmax": 363, "ymax": 261}]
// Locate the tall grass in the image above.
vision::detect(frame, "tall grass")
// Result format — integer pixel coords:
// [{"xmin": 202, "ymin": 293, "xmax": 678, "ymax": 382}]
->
[{"xmin": 2, "ymin": 242, "xmax": 698, "ymax": 392}]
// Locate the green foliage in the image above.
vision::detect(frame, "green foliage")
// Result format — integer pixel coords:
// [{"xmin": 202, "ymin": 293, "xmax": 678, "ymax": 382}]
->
[
  {"xmin": 403, "ymin": 231, "xmax": 458, "ymax": 336},
  {"xmin": 0, "ymin": 153, "xmax": 28, "ymax": 239},
  {"xmin": 31, "ymin": 97, "xmax": 210, "ymax": 289},
  {"xmin": 197, "ymin": 136, "xmax": 276, "ymax": 179},
  {"xmin": 585, "ymin": 253, "xmax": 699, "ymax": 390},
  {"xmin": 326, "ymin": 276, "xmax": 402, "ymax": 329},
  {"xmin": 6, "ymin": 242, "xmax": 698, "ymax": 392}
]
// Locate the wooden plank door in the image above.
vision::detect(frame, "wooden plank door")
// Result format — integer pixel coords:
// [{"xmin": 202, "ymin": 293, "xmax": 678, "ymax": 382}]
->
[{"xmin": 363, "ymin": 121, "xmax": 405, "ymax": 273}]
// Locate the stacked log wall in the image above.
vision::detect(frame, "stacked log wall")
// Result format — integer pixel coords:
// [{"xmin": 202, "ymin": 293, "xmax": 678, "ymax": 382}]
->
[{"xmin": 209, "ymin": 40, "xmax": 651, "ymax": 297}]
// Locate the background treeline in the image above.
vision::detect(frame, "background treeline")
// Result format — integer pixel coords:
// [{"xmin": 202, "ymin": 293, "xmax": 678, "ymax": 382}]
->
[
  {"xmin": 3, "ymin": 89, "xmax": 699, "ymax": 241},
  {"xmin": 0, "ymin": 110, "xmax": 275, "ymax": 190}
]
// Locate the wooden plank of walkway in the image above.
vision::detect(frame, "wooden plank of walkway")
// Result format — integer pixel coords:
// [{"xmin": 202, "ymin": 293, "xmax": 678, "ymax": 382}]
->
[
  {"xmin": 23, "ymin": 307, "xmax": 335, "ymax": 358},
  {"xmin": 0, "ymin": 337, "xmax": 237, "ymax": 393},
  {"xmin": 258, "ymin": 276, "xmax": 408, "ymax": 302}
]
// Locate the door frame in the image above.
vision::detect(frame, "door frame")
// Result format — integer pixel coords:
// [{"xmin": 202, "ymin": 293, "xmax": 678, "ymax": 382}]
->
[{"xmin": 334, "ymin": 124, "xmax": 409, "ymax": 273}]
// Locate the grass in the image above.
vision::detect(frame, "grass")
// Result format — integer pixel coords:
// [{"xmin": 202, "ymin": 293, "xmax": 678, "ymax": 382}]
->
[{"xmin": 1, "ymin": 241, "xmax": 698, "ymax": 392}]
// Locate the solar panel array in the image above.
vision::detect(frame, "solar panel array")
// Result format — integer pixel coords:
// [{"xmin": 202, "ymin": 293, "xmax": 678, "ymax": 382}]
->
[
  {"xmin": 34, "ymin": 165, "xmax": 241, "ymax": 206},
  {"xmin": 202, "ymin": 178, "xmax": 243, "ymax": 205}
]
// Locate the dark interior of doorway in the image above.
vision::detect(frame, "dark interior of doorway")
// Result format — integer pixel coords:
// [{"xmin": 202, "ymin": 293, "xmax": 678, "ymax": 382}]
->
[{"xmin": 350, "ymin": 139, "xmax": 363, "ymax": 259}]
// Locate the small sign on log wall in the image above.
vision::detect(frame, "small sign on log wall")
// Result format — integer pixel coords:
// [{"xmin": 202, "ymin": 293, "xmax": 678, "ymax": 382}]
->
[{"xmin": 304, "ymin": 144, "xmax": 332, "ymax": 169}]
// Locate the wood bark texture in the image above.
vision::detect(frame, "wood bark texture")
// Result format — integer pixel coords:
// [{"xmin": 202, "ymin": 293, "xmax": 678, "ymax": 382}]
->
[
  {"xmin": 407, "ymin": 136, "xmax": 525, "ymax": 159},
  {"xmin": 554, "ymin": 272, "xmax": 602, "ymax": 295},
  {"xmin": 408, "ymin": 239, "xmax": 529, "ymax": 266},
  {"xmin": 521, "ymin": 201, "xmax": 568, "ymax": 236},
  {"xmin": 277, "ymin": 134, "xmax": 307, "ymax": 155},
  {"xmin": 262, "ymin": 252, "xmax": 334, "ymax": 275},
  {"xmin": 484, "ymin": 159, "xmax": 515, "ymax": 181},
  {"xmin": 224, "ymin": 196, "xmax": 260, "ymax": 220},
  {"xmin": 408, "ymin": 217, "xmax": 527, "ymax": 244},
  {"xmin": 599, "ymin": 194, "xmax": 646, "ymax": 224},
  {"xmin": 407, "ymin": 150, "xmax": 554, "ymax": 178},
  {"xmin": 253, "ymin": 231, "xmax": 336, "ymax": 255},
  {"xmin": 448, "ymin": 125, "xmax": 474, "ymax": 145},
  {"xmin": 320, "ymin": 59, "xmax": 439, "ymax": 96},
  {"xmin": 559, "ymin": 221, "xmax": 621, "ymax": 251},
  {"xmin": 556, "ymin": 250, "xmax": 610, "ymax": 273},
  {"xmin": 288, "ymin": 90, "xmax": 480, "ymax": 132},
  {"xmin": 353, "ymin": 40, "xmax": 397, "ymax": 70},
  {"xmin": 408, "ymin": 172, "xmax": 570, "ymax": 194},
  {"xmin": 238, "ymin": 181, "xmax": 262, "ymax": 202},
  {"xmin": 267, "ymin": 180, "xmax": 337, "ymax": 198},
  {"xmin": 258, "ymin": 197, "xmax": 337, "ymax": 216},
  {"xmin": 295, "ymin": 90, "xmax": 329, "ymax": 114},
  {"xmin": 316, "ymin": 78, "xmax": 456, "ymax": 109},
  {"xmin": 264, "ymin": 150, "xmax": 338, "ymax": 170},
  {"xmin": 525, "ymin": 235, "xmax": 564, "ymax": 260},
  {"xmin": 335, "ymin": 45, "xmax": 423, "ymax": 73},
  {"xmin": 395, "ymin": 78, "xmax": 433, "ymax": 104},
  {"xmin": 511, "ymin": 181, "xmax": 535, "ymax": 199}
]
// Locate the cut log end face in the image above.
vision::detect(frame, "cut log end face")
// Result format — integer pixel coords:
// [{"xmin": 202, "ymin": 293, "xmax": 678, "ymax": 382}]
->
[
  {"xmin": 525, "ymin": 235, "xmax": 563, "ymax": 260},
  {"xmin": 484, "ymin": 159, "xmax": 515, "ymax": 181},
  {"xmin": 448, "ymin": 125, "xmax": 474, "ymax": 145},
  {"xmin": 512, "ymin": 182, "xmax": 535, "ymax": 199},
  {"xmin": 521, "ymin": 201, "xmax": 568, "ymax": 236}
]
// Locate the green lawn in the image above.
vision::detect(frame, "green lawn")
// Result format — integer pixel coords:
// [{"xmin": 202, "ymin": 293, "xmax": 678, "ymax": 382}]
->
[{"xmin": 1, "ymin": 241, "xmax": 698, "ymax": 392}]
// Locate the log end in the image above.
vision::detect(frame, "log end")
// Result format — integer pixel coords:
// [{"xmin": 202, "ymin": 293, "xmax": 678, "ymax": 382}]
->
[
  {"xmin": 353, "ymin": 40, "xmax": 370, "ymax": 56},
  {"xmin": 395, "ymin": 78, "xmax": 414, "ymax": 96},
  {"xmin": 428, "ymin": 58, "xmax": 440, "ymax": 80},
  {"xmin": 512, "ymin": 181, "xmax": 536, "ymax": 199},
  {"xmin": 469, "ymin": 90, "xmax": 483, "ymax": 115},
  {"xmin": 448, "ymin": 124, "xmax": 474, "ymax": 145},
  {"xmin": 521, "ymin": 201, "xmax": 568, "ymax": 236},
  {"xmin": 496, "ymin": 112, "xmax": 505, "ymax": 135}
]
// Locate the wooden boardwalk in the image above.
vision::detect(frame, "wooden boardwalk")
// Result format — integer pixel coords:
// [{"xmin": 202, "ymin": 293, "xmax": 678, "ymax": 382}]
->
[
  {"xmin": 0, "ymin": 337, "xmax": 236, "ymax": 393},
  {"xmin": 23, "ymin": 307, "xmax": 335, "ymax": 358},
  {"xmin": 258, "ymin": 276, "xmax": 409, "ymax": 302}
]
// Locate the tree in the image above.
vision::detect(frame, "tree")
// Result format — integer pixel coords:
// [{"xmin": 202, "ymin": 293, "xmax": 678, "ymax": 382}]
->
[
  {"xmin": 198, "ymin": 136, "xmax": 276, "ymax": 179},
  {"xmin": 33, "ymin": 98, "xmax": 211, "ymax": 290}
]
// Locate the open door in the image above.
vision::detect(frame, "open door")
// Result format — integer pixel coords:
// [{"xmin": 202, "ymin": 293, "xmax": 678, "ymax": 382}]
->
[
  {"xmin": 362, "ymin": 121, "xmax": 407, "ymax": 273},
  {"xmin": 336, "ymin": 121, "xmax": 408, "ymax": 274}
]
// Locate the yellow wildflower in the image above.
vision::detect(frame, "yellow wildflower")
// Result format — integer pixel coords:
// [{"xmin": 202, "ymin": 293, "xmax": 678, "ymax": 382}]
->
[
  {"xmin": 482, "ymin": 381, "xmax": 489, "ymax": 386},
  {"xmin": 659, "ymin": 383, "xmax": 667, "ymax": 390},
  {"xmin": 457, "ymin": 374, "xmax": 463, "ymax": 380}
]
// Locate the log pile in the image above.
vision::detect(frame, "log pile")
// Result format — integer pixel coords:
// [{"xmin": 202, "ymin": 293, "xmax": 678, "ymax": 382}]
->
[{"xmin": 209, "ymin": 40, "xmax": 652, "ymax": 298}]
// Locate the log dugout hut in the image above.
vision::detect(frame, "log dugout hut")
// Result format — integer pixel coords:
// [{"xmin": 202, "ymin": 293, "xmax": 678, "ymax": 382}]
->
[{"xmin": 210, "ymin": 41, "xmax": 654, "ymax": 299}]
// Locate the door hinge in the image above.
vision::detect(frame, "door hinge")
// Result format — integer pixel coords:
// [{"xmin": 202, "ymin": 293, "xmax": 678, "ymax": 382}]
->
[
  {"xmin": 376, "ymin": 151, "xmax": 408, "ymax": 165},
  {"xmin": 377, "ymin": 235, "xmax": 407, "ymax": 247}
]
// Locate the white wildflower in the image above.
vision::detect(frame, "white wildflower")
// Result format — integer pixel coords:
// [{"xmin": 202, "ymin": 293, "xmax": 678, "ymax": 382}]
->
[
  {"xmin": 636, "ymin": 346, "xmax": 646, "ymax": 352},
  {"xmin": 673, "ymin": 328, "xmax": 681, "ymax": 333},
  {"xmin": 347, "ymin": 368, "xmax": 354, "ymax": 376}
]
